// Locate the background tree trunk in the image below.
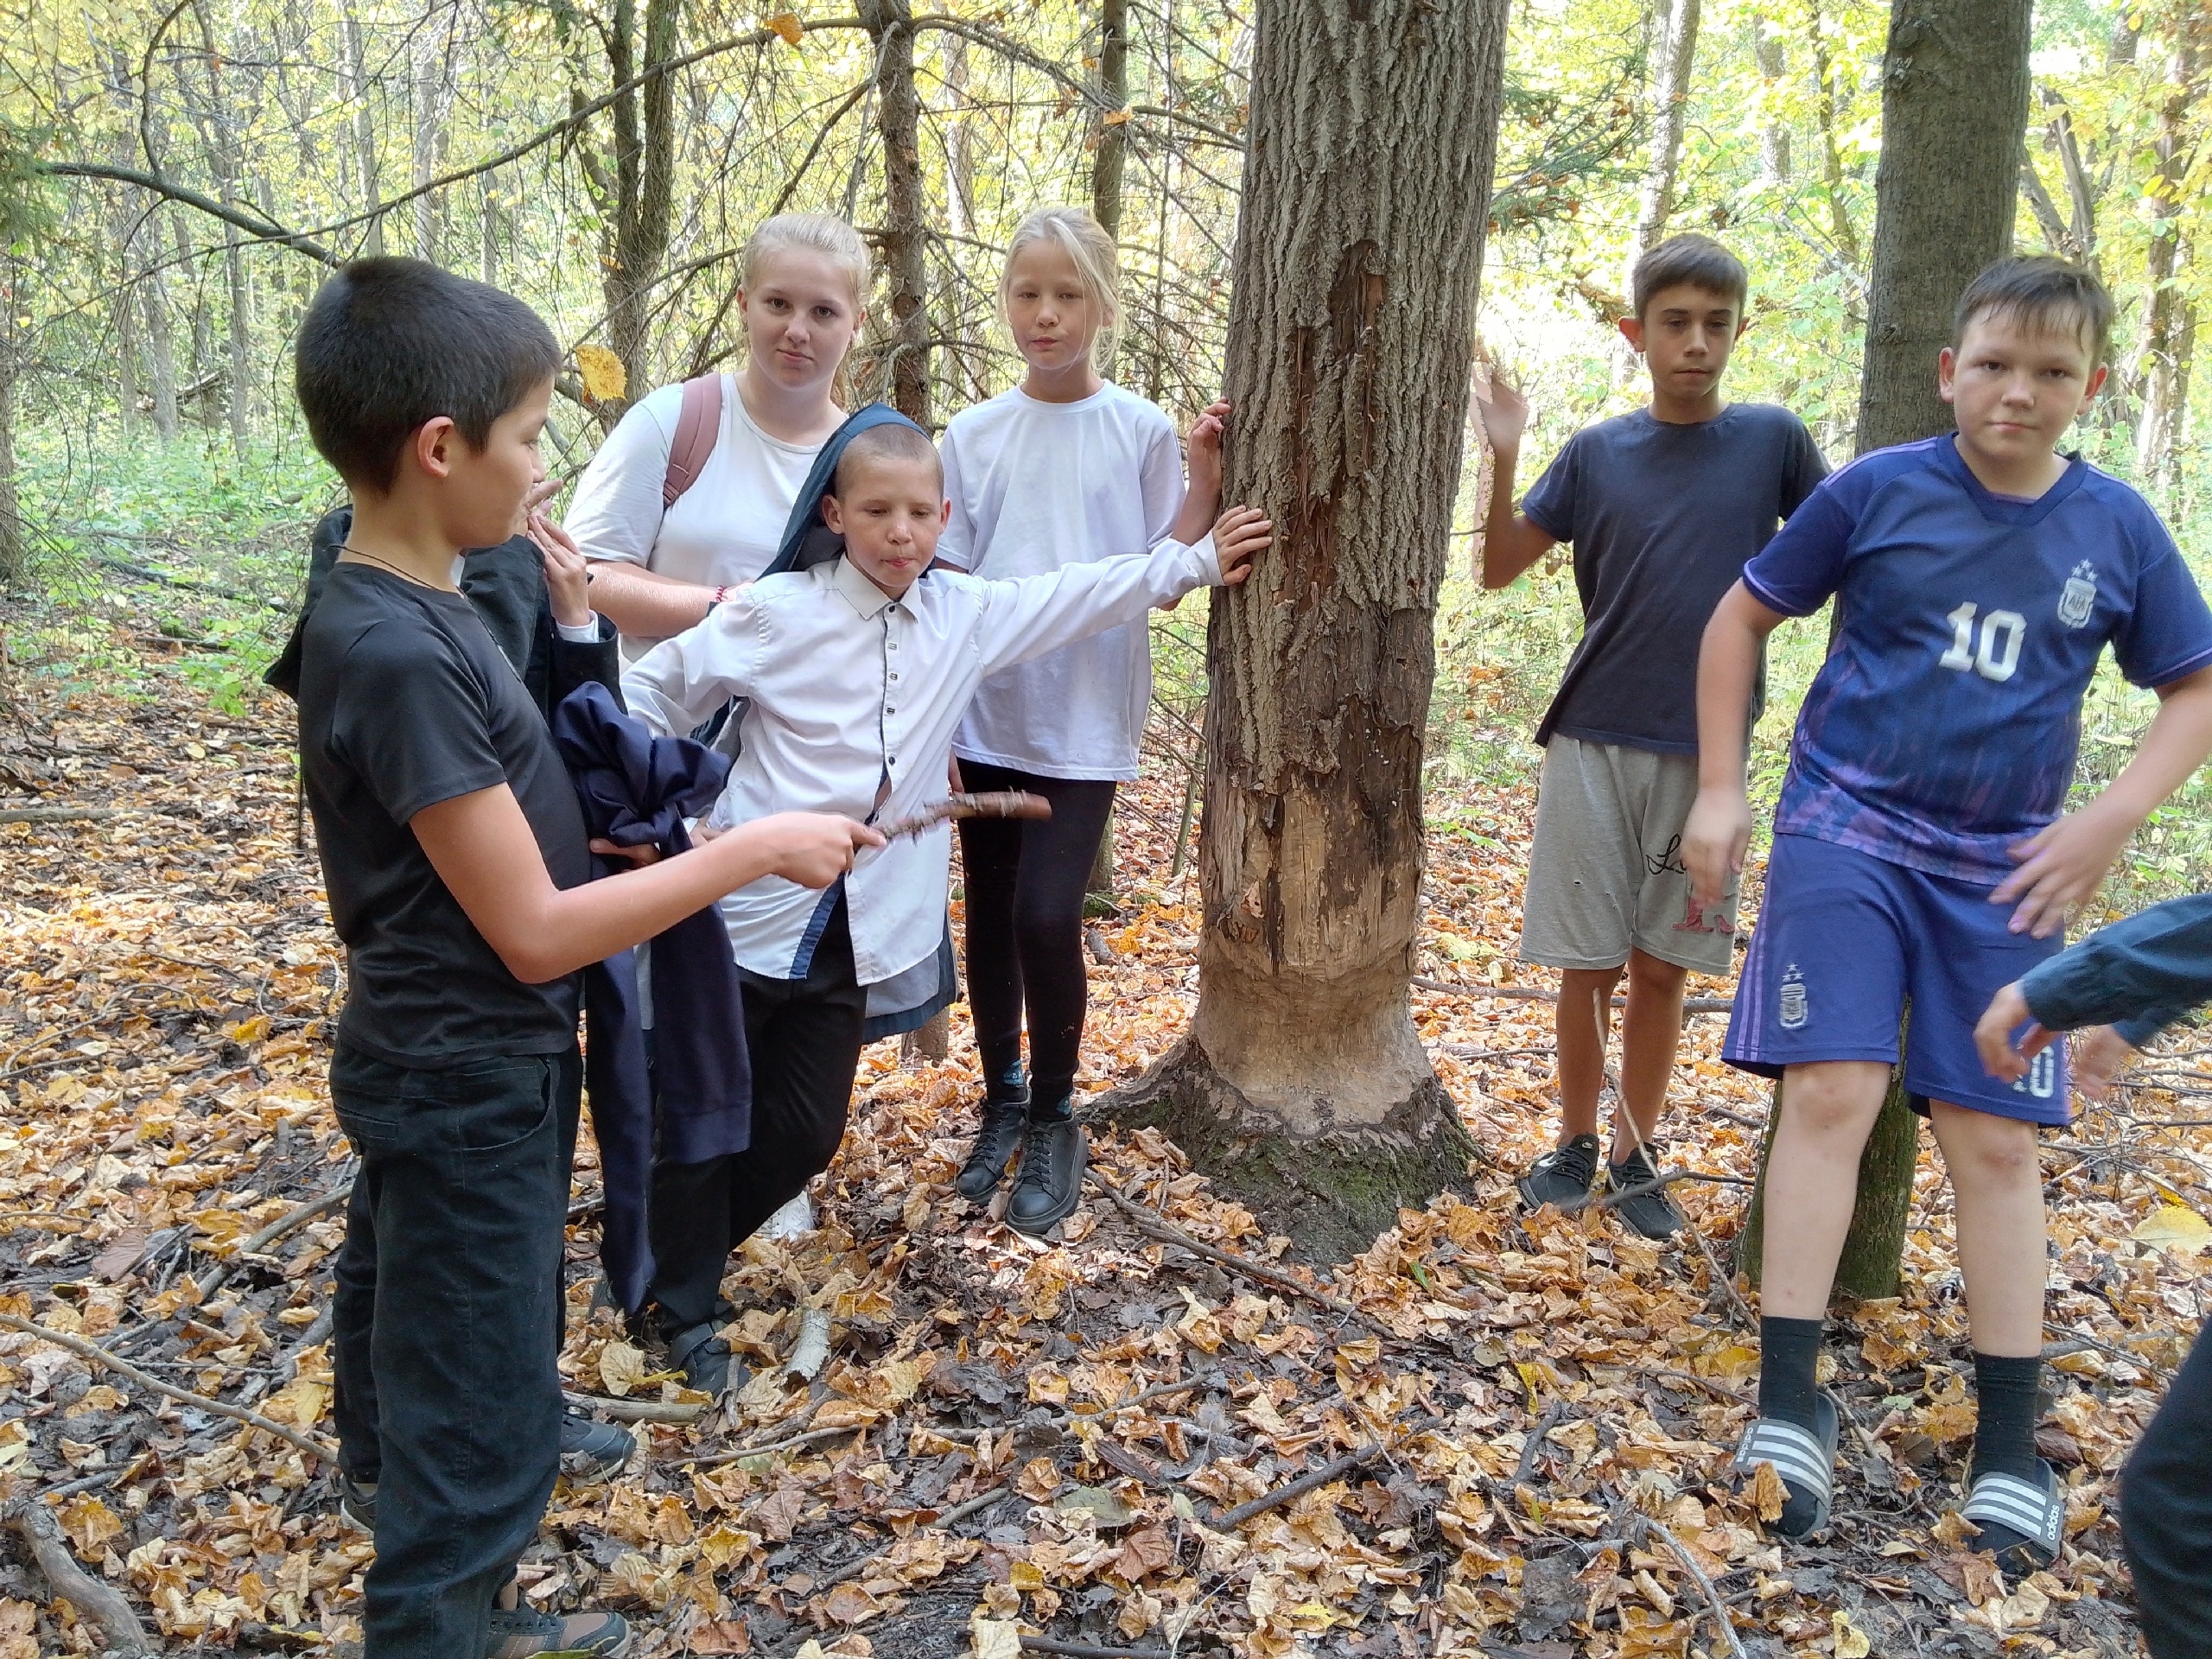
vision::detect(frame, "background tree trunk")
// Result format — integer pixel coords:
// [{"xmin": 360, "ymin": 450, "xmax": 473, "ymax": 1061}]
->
[
  {"xmin": 1627, "ymin": 0, "xmax": 1701, "ymax": 274},
  {"xmin": 1853, "ymin": 0, "xmax": 2031, "ymax": 454},
  {"xmin": 864, "ymin": 0, "xmax": 930, "ymax": 427},
  {"xmin": 0, "ymin": 255, "xmax": 21, "ymax": 588},
  {"xmin": 1109, "ymin": 0, "xmax": 1506, "ymax": 1258},
  {"xmin": 2133, "ymin": 16, "xmax": 2204, "ymax": 498},
  {"xmin": 1091, "ymin": 0, "xmax": 1128, "ymax": 242},
  {"xmin": 342, "ymin": 10, "xmax": 385, "ymax": 257}
]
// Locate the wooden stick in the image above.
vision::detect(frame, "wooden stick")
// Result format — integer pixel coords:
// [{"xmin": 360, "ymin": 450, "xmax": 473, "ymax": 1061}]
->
[
  {"xmin": 1019, "ymin": 1639, "xmax": 1173, "ymax": 1659},
  {"xmin": 563, "ymin": 1389, "xmax": 705, "ymax": 1425},
  {"xmin": 196, "ymin": 1183, "xmax": 351, "ymax": 1301},
  {"xmin": 1211, "ymin": 1443, "xmax": 1382, "ymax": 1530},
  {"xmin": 4, "ymin": 1499, "xmax": 156, "ymax": 1654},
  {"xmin": 0, "ymin": 1313, "xmax": 334, "ymax": 1461},
  {"xmin": 1643, "ymin": 1516, "xmax": 1747, "ymax": 1659},
  {"xmin": 874, "ymin": 790, "xmax": 1052, "ymax": 840},
  {"xmin": 1513, "ymin": 1398, "xmax": 1569, "ymax": 1484}
]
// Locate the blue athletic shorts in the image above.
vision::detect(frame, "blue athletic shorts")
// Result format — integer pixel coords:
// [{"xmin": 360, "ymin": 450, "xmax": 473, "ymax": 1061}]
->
[{"xmin": 1724, "ymin": 833, "xmax": 2069, "ymax": 1125}]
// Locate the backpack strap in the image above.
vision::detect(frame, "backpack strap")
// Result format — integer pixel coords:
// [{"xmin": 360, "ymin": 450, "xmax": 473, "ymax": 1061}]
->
[{"xmin": 661, "ymin": 373, "xmax": 724, "ymax": 509}]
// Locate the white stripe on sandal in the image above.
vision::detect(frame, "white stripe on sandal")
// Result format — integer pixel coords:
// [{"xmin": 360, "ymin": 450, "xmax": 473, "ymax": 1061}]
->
[{"xmin": 1962, "ymin": 1465, "xmax": 2064, "ymax": 1560}]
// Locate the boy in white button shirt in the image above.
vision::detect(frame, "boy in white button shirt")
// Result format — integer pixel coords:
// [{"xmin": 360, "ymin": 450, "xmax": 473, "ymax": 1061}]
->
[{"xmin": 621, "ymin": 420, "xmax": 1268, "ymax": 1387}]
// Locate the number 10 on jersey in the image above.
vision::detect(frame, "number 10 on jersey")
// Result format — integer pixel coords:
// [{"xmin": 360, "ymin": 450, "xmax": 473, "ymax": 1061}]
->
[{"xmin": 1940, "ymin": 603, "xmax": 2024, "ymax": 683}]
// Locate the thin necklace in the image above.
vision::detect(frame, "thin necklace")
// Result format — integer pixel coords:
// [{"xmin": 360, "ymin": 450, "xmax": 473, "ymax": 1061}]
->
[{"xmin": 340, "ymin": 544, "xmax": 448, "ymax": 590}]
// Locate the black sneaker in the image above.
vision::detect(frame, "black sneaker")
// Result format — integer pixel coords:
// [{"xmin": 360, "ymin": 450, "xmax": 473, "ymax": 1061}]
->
[
  {"xmin": 560, "ymin": 1409, "xmax": 634, "ymax": 1480},
  {"xmin": 1606, "ymin": 1143, "xmax": 1684, "ymax": 1240},
  {"xmin": 1006, "ymin": 1117, "xmax": 1085, "ymax": 1236},
  {"xmin": 1518, "ymin": 1135, "xmax": 1599, "ymax": 1211},
  {"xmin": 957, "ymin": 1101, "xmax": 1030, "ymax": 1201},
  {"xmin": 666, "ymin": 1321, "xmax": 744, "ymax": 1396},
  {"xmin": 486, "ymin": 1605, "xmax": 632, "ymax": 1657},
  {"xmin": 337, "ymin": 1471, "xmax": 377, "ymax": 1533}
]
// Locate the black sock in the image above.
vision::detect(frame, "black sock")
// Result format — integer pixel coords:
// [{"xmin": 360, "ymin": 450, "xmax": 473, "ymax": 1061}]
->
[
  {"xmin": 1758, "ymin": 1316, "xmax": 1823, "ymax": 1429},
  {"xmin": 986, "ymin": 1062, "xmax": 1029, "ymax": 1108},
  {"xmin": 1969, "ymin": 1352, "xmax": 2044, "ymax": 1484},
  {"xmin": 1028, "ymin": 1095, "xmax": 1073, "ymax": 1125}
]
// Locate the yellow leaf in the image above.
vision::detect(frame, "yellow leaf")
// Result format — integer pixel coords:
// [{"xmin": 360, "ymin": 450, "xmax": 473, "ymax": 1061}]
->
[
  {"xmin": 56, "ymin": 1494, "xmax": 124, "ymax": 1556},
  {"xmin": 2132, "ymin": 1204, "xmax": 2212, "ymax": 1255},
  {"xmin": 969, "ymin": 1611, "xmax": 1024, "ymax": 1659},
  {"xmin": 598, "ymin": 1339, "xmax": 649, "ymax": 1397},
  {"xmin": 1747, "ymin": 1459, "xmax": 1787, "ymax": 1523},
  {"xmin": 575, "ymin": 343, "xmax": 628, "ymax": 404},
  {"xmin": 1832, "ymin": 1609, "xmax": 1871, "ymax": 1658},
  {"xmin": 226, "ymin": 1014, "xmax": 271, "ymax": 1046},
  {"xmin": 766, "ymin": 10, "xmax": 804, "ymax": 45},
  {"xmin": 1102, "ymin": 107, "xmax": 1132, "ymax": 125}
]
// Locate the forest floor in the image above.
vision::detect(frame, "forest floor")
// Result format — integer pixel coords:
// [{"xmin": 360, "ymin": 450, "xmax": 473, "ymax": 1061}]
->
[{"xmin": 0, "ymin": 630, "xmax": 2207, "ymax": 1659}]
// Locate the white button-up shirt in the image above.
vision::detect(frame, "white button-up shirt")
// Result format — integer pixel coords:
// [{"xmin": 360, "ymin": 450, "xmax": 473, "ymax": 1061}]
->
[{"xmin": 621, "ymin": 537, "xmax": 1222, "ymax": 984}]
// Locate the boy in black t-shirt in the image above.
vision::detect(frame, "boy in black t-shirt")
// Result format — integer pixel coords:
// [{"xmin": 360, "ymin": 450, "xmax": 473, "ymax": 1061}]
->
[
  {"xmin": 288, "ymin": 257, "xmax": 877, "ymax": 1659},
  {"xmin": 1473, "ymin": 235, "xmax": 1828, "ymax": 1238}
]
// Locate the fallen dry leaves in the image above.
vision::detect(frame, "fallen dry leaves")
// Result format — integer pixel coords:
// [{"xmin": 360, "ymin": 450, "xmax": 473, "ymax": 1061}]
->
[{"xmin": 0, "ymin": 638, "xmax": 2207, "ymax": 1657}]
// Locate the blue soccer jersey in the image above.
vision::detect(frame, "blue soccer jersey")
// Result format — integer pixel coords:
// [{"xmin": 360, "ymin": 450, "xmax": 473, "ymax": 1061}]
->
[{"xmin": 1744, "ymin": 435, "xmax": 2212, "ymax": 883}]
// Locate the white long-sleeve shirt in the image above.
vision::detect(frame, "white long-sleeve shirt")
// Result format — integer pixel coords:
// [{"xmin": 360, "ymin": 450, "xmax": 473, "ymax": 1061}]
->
[{"xmin": 621, "ymin": 537, "xmax": 1223, "ymax": 984}]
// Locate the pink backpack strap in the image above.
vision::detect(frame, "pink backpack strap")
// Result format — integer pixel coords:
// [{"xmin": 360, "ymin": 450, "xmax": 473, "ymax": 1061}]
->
[{"xmin": 661, "ymin": 373, "xmax": 723, "ymax": 509}]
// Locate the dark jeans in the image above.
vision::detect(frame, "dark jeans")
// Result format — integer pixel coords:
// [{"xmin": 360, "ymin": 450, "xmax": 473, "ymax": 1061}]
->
[
  {"xmin": 956, "ymin": 760, "xmax": 1116, "ymax": 1109},
  {"xmin": 647, "ymin": 896, "xmax": 866, "ymax": 1333},
  {"xmin": 2124, "ymin": 1320, "xmax": 2212, "ymax": 1657},
  {"xmin": 330, "ymin": 1043, "xmax": 578, "ymax": 1659}
]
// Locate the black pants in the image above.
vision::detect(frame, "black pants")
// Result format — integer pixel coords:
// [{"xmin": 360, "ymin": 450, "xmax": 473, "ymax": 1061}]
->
[
  {"xmin": 2124, "ymin": 1320, "xmax": 2212, "ymax": 1657},
  {"xmin": 330, "ymin": 1043, "xmax": 578, "ymax": 1659},
  {"xmin": 647, "ymin": 896, "xmax": 867, "ymax": 1333},
  {"xmin": 956, "ymin": 760, "xmax": 1117, "ymax": 1109}
]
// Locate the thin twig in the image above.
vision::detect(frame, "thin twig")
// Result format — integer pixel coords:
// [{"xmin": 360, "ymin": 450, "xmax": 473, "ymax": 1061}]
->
[
  {"xmin": 3, "ymin": 1500, "xmax": 156, "ymax": 1655},
  {"xmin": 1643, "ymin": 1516, "xmax": 1747, "ymax": 1658},
  {"xmin": 0, "ymin": 1313, "xmax": 335, "ymax": 1460},
  {"xmin": 1020, "ymin": 1640, "xmax": 1173, "ymax": 1659},
  {"xmin": 1561, "ymin": 1169, "xmax": 1755, "ymax": 1214},
  {"xmin": 196, "ymin": 1183, "xmax": 351, "ymax": 1301},
  {"xmin": 1513, "ymin": 1398, "xmax": 1570, "ymax": 1484},
  {"xmin": 1211, "ymin": 1444, "xmax": 1382, "ymax": 1529},
  {"xmin": 764, "ymin": 1481, "xmax": 1011, "ymax": 1657}
]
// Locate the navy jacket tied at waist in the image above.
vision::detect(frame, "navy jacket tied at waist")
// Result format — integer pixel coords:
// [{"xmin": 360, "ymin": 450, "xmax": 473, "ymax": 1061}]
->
[{"xmin": 553, "ymin": 682, "xmax": 750, "ymax": 1313}]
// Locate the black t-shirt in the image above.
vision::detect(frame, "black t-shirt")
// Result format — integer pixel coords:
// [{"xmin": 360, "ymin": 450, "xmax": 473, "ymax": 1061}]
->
[
  {"xmin": 1521, "ymin": 403, "xmax": 1829, "ymax": 755},
  {"xmin": 296, "ymin": 564, "xmax": 591, "ymax": 1067}
]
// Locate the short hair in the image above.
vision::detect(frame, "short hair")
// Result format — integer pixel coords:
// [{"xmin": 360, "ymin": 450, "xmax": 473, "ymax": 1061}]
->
[
  {"xmin": 744, "ymin": 213, "xmax": 871, "ymax": 310},
  {"xmin": 1001, "ymin": 207, "xmax": 1122, "ymax": 366},
  {"xmin": 1954, "ymin": 256, "xmax": 2114, "ymax": 369},
  {"xmin": 295, "ymin": 257, "xmax": 560, "ymax": 493},
  {"xmin": 830, "ymin": 423, "xmax": 943, "ymax": 495},
  {"xmin": 1632, "ymin": 233, "xmax": 1749, "ymax": 320}
]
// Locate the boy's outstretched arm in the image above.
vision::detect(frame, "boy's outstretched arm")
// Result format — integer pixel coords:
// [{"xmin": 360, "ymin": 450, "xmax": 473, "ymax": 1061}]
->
[
  {"xmin": 1993, "ymin": 664, "xmax": 2212, "ymax": 938},
  {"xmin": 412, "ymin": 788, "xmax": 880, "ymax": 984},
  {"xmin": 1681, "ymin": 580, "xmax": 1788, "ymax": 908},
  {"xmin": 1471, "ymin": 374, "xmax": 1557, "ymax": 590}
]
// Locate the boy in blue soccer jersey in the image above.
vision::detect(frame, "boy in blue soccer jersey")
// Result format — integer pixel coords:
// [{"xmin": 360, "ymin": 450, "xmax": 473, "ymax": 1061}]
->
[{"xmin": 1683, "ymin": 257, "xmax": 2212, "ymax": 1568}]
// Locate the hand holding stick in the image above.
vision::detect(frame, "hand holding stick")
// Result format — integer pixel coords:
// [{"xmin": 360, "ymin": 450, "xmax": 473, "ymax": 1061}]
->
[{"xmin": 875, "ymin": 791, "xmax": 1052, "ymax": 841}]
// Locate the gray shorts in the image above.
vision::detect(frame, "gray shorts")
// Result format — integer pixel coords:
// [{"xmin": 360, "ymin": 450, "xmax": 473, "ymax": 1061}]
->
[{"xmin": 1518, "ymin": 735, "xmax": 1741, "ymax": 976}]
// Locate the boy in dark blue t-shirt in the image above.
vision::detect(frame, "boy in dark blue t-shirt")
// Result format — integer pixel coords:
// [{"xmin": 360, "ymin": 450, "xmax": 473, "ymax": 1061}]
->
[
  {"xmin": 1685, "ymin": 257, "xmax": 2212, "ymax": 1568},
  {"xmin": 1477, "ymin": 234, "xmax": 1828, "ymax": 1239},
  {"xmin": 288, "ymin": 258, "xmax": 876, "ymax": 1658}
]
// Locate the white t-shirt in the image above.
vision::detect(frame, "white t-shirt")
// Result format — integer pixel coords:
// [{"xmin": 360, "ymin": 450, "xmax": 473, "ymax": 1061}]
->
[
  {"xmin": 567, "ymin": 374, "xmax": 823, "ymax": 655},
  {"xmin": 940, "ymin": 384, "xmax": 1185, "ymax": 779}
]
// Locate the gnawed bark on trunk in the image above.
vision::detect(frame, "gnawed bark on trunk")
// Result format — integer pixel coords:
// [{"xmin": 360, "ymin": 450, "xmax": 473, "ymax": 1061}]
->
[{"xmin": 1107, "ymin": 0, "xmax": 1506, "ymax": 1258}]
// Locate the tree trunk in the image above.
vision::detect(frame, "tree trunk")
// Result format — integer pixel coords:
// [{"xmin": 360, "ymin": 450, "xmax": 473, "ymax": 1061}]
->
[
  {"xmin": 1627, "ymin": 0, "xmax": 1702, "ymax": 276},
  {"xmin": 343, "ymin": 10, "xmax": 385, "ymax": 257},
  {"xmin": 1853, "ymin": 0, "xmax": 2032, "ymax": 454},
  {"xmin": 1091, "ymin": 0, "xmax": 1129, "ymax": 241},
  {"xmin": 1752, "ymin": 15, "xmax": 1789, "ymax": 183},
  {"xmin": 1107, "ymin": 0, "xmax": 1506, "ymax": 1258},
  {"xmin": 2133, "ymin": 17, "xmax": 2204, "ymax": 496},
  {"xmin": 1087, "ymin": 810, "xmax": 1116, "ymax": 904},
  {"xmin": 1738, "ymin": 1059, "xmax": 1920, "ymax": 1301},
  {"xmin": 597, "ymin": 0, "xmax": 682, "ymax": 421},
  {"xmin": 142, "ymin": 269, "xmax": 179, "ymax": 441},
  {"xmin": 0, "ymin": 255, "xmax": 21, "ymax": 588},
  {"xmin": 411, "ymin": 10, "xmax": 456, "ymax": 263},
  {"xmin": 1807, "ymin": 0, "xmax": 1862, "ymax": 269},
  {"xmin": 863, "ymin": 0, "xmax": 930, "ymax": 427}
]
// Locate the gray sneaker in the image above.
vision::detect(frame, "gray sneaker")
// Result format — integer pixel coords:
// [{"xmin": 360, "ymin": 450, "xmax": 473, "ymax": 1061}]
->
[
  {"xmin": 1518, "ymin": 1135, "xmax": 1599, "ymax": 1211},
  {"xmin": 1606, "ymin": 1144, "xmax": 1684, "ymax": 1239},
  {"xmin": 485, "ymin": 1605, "xmax": 631, "ymax": 1657}
]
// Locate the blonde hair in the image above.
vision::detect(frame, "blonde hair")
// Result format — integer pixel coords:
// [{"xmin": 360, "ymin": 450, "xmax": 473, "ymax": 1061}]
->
[
  {"xmin": 1001, "ymin": 207, "xmax": 1122, "ymax": 366},
  {"xmin": 742, "ymin": 213, "xmax": 871, "ymax": 312}
]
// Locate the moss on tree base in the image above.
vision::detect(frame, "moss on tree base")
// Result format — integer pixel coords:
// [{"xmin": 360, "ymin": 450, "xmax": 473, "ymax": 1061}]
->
[{"xmin": 1097, "ymin": 1036, "xmax": 1484, "ymax": 1262}]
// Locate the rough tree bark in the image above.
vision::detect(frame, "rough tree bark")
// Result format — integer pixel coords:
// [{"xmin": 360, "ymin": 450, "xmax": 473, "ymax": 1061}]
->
[
  {"xmin": 863, "ymin": 0, "xmax": 930, "ymax": 428},
  {"xmin": 1107, "ymin": 0, "xmax": 1506, "ymax": 1257},
  {"xmin": 1853, "ymin": 0, "xmax": 2031, "ymax": 454},
  {"xmin": 2133, "ymin": 15, "xmax": 2204, "ymax": 494},
  {"xmin": 1091, "ymin": 0, "xmax": 1128, "ymax": 241},
  {"xmin": 575, "ymin": 0, "xmax": 681, "ymax": 425},
  {"xmin": 1752, "ymin": 16, "xmax": 1789, "ymax": 184}
]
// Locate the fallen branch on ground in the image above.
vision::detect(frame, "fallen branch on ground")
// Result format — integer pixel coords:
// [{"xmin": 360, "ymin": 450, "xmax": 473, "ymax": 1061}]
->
[
  {"xmin": 0, "ymin": 1313, "xmax": 335, "ymax": 1461},
  {"xmin": 3, "ymin": 1498, "xmax": 156, "ymax": 1655},
  {"xmin": 1020, "ymin": 1639, "xmax": 1173, "ymax": 1658},
  {"xmin": 0, "ymin": 806, "xmax": 123, "ymax": 823},
  {"xmin": 1643, "ymin": 1515, "xmax": 1748, "ymax": 1658},
  {"xmin": 764, "ymin": 1481, "xmax": 1011, "ymax": 1657},
  {"xmin": 196, "ymin": 1183, "xmax": 351, "ymax": 1301},
  {"xmin": 1211, "ymin": 1443, "xmax": 1383, "ymax": 1529},
  {"xmin": 564, "ymin": 1389, "xmax": 705, "ymax": 1425}
]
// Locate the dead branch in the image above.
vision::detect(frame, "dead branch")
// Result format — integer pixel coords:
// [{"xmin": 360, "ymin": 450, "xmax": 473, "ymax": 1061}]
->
[
  {"xmin": 1642, "ymin": 1515, "xmax": 1747, "ymax": 1658},
  {"xmin": 3, "ymin": 1499, "xmax": 156, "ymax": 1655},
  {"xmin": 764, "ymin": 1480, "xmax": 1011, "ymax": 1657},
  {"xmin": 1020, "ymin": 1639, "xmax": 1173, "ymax": 1659},
  {"xmin": 195, "ymin": 1182, "xmax": 351, "ymax": 1301},
  {"xmin": 563, "ymin": 1389, "xmax": 706, "ymax": 1425},
  {"xmin": 1211, "ymin": 1443, "xmax": 1382, "ymax": 1529},
  {"xmin": 0, "ymin": 1313, "xmax": 335, "ymax": 1461}
]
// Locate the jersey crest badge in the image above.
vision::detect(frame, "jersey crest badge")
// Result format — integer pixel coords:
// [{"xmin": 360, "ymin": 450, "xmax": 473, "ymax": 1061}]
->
[
  {"xmin": 2057, "ymin": 563, "xmax": 2097, "ymax": 630},
  {"xmin": 1778, "ymin": 964, "xmax": 1808, "ymax": 1031}
]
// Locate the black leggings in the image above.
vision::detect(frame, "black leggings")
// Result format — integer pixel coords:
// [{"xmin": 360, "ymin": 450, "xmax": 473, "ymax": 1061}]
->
[
  {"xmin": 2123, "ymin": 1319, "xmax": 2212, "ymax": 1657},
  {"xmin": 956, "ymin": 760, "xmax": 1116, "ymax": 1110},
  {"xmin": 646, "ymin": 896, "xmax": 866, "ymax": 1334}
]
